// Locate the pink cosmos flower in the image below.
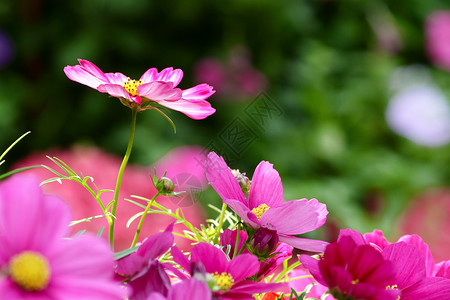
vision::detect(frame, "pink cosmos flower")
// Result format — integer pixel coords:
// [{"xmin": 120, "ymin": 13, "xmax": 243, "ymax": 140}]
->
[
  {"xmin": 147, "ymin": 278, "xmax": 212, "ymax": 300},
  {"xmin": 300, "ymin": 229, "xmax": 400, "ymax": 300},
  {"xmin": 0, "ymin": 174, "xmax": 128, "ymax": 299},
  {"xmin": 13, "ymin": 145, "xmax": 207, "ymax": 251},
  {"xmin": 363, "ymin": 229, "xmax": 450, "ymax": 299},
  {"xmin": 116, "ymin": 223, "xmax": 174, "ymax": 300},
  {"xmin": 205, "ymin": 152, "xmax": 329, "ymax": 252},
  {"xmin": 171, "ymin": 242, "xmax": 282, "ymax": 299},
  {"xmin": 64, "ymin": 59, "xmax": 215, "ymax": 119},
  {"xmin": 220, "ymin": 229, "xmax": 293, "ymax": 281},
  {"xmin": 382, "ymin": 243, "xmax": 450, "ymax": 299}
]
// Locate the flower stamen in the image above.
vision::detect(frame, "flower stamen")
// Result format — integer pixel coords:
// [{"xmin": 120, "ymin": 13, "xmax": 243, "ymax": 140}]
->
[
  {"xmin": 213, "ymin": 272, "xmax": 234, "ymax": 292},
  {"xmin": 251, "ymin": 204, "xmax": 270, "ymax": 220},
  {"xmin": 9, "ymin": 251, "xmax": 51, "ymax": 291},
  {"xmin": 123, "ymin": 78, "xmax": 142, "ymax": 96}
]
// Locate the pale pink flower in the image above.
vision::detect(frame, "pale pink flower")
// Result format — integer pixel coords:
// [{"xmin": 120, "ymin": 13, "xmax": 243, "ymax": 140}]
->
[
  {"xmin": 396, "ymin": 188, "xmax": 450, "ymax": 262},
  {"xmin": 0, "ymin": 174, "xmax": 128, "ymax": 299},
  {"xmin": 64, "ymin": 59, "xmax": 215, "ymax": 119}
]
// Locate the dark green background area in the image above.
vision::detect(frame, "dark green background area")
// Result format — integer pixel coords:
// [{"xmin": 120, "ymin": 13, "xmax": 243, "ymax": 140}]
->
[{"xmin": 1, "ymin": 0, "xmax": 449, "ymax": 238}]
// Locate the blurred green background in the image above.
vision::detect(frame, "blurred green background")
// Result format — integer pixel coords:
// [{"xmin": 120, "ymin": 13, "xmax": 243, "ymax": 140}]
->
[{"xmin": 1, "ymin": 0, "xmax": 449, "ymax": 242}]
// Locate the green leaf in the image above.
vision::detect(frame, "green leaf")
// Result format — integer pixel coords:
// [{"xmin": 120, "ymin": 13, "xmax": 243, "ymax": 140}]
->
[
  {"xmin": 69, "ymin": 214, "xmax": 111, "ymax": 226},
  {"xmin": 96, "ymin": 226, "xmax": 105, "ymax": 237},
  {"xmin": 114, "ymin": 246, "xmax": 140, "ymax": 260},
  {"xmin": 74, "ymin": 230, "xmax": 86, "ymax": 237},
  {"xmin": 126, "ymin": 211, "xmax": 145, "ymax": 228}
]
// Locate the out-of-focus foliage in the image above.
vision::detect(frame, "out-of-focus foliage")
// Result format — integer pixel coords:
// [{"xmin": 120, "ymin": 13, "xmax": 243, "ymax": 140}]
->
[{"xmin": 1, "ymin": 0, "xmax": 449, "ymax": 240}]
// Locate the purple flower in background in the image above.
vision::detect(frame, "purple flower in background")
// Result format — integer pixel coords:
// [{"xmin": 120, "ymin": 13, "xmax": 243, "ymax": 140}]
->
[
  {"xmin": 0, "ymin": 28, "xmax": 13, "ymax": 67},
  {"xmin": 386, "ymin": 83, "xmax": 450, "ymax": 147},
  {"xmin": 206, "ymin": 152, "xmax": 328, "ymax": 252},
  {"xmin": 194, "ymin": 46, "xmax": 267, "ymax": 100},
  {"xmin": 426, "ymin": 11, "xmax": 450, "ymax": 71}
]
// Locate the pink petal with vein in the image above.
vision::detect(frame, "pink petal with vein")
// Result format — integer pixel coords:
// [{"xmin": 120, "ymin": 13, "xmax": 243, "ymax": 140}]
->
[
  {"xmin": 260, "ymin": 200, "xmax": 319, "ymax": 234},
  {"xmin": 155, "ymin": 98, "xmax": 215, "ymax": 120},
  {"xmin": 78, "ymin": 59, "xmax": 108, "ymax": 81},
  {"xmin": 205, "ymin": 152, "xmax": 247, "ymax": 205},
  {"xmin": 279, "ymin": 235, "xmax": 328, "ymax": 252},
  {"xmin": 97, "ymin": 84, "xmax": 134, "ymax": 102},
  {"xmin": 138, "ymin": 82, "xmax": 182, "ymax": 101},
  {"xmin": 64, "ymin": 65, "xmax": 107, "ymax": 89},
  {"xmin": 182, "ymin": 84, "xmax": 215, "ymax": 102},
  {"xmin": 248, "ymin": 161, "xmax": 283, "ymax": 209},
  {"xmin": 104, "ymin": 72, "xmax": 128, "ymax": 85}
]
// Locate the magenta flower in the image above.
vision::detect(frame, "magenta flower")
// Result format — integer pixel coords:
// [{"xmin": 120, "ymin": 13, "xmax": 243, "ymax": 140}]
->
[
  {"xmin": 171, "ymin": 242, "xmax": 282, "ymax": 299},
  {"xmin": 0, "ymin": 174, "xmax": 127, "ymax": 299},
  {"xmin": 220, "ymin": 228, "xmax": 293, "ymax": 281},
  {"xmin": 205, "ymin": 152, "xmax": 328, "ymax": 252},
  {"xmin": 147, "ymin": 278, "xmax": 212, "ymax": 300},
  {"xmin": 363, "ymin": 230, "xmax": 450, "ymax": 299},
  {"xmin": 382, "ymin": 242, "xmax": 450, "ymax": 299},
  {"xmin": 300, "ymin": 229, "xmax": 400, "ymax": 300},
  {"xmin": 115, "ymin": 223, "xmax": 174, "ymax": 300},
  {"xmin": 64, "ymin": 59, "xmax": 215, "ymax": 119}
]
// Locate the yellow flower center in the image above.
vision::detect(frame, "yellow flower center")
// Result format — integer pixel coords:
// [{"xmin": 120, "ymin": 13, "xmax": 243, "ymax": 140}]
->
[
  {"xmin": 123, "ymin": 78, "xmax": 142, "ymax": 96},
  {"xmin": 386, "ymin": 285, "xmax": 400, "ymax": 300},
  {"xmin": 251, "ymin": 204, "xmax": 270, "ymax": 220},
  {"xmin": 9, "ymin": 251, "xmax": 51, "ymax": 291},
  {"xmin": 213, "ymin": 272, "xmax": 234, "ymax": 292}
]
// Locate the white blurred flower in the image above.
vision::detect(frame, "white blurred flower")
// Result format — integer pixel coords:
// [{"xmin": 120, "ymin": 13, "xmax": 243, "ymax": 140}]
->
[{"xmin": 386, "ymin": 82, "xmax": 450, "ymax": 147}]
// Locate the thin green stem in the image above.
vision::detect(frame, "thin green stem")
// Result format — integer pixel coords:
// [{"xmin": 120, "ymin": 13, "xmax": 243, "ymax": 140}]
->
[
  {"xmin": 0, "ymin": 165, "xmax": 42, "ymax": 180},
  {"xmin": 130, "ymin": 192, "xmax": 161, "ymax": 247},
  {"xmin": 272, "ymin": 260, "xmax": 302, "ymax": 282},
  {"xmin": 213, "ymin": 203, "xmax": 227, "ymax": 244},
  {"xmin": 109, "ymin": 109, "xmax": 138, "ymax": 248},
  {"xmin": 0, "ymin": 131, "xmax": 31, "ymax": 162},
  {"xmin": 232, "ymin": 222, "xmax": 241, "ymax": 258}
]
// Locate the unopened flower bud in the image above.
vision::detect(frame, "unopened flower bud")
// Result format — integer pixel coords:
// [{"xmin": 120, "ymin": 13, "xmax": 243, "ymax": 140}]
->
[
  {"xmin": 156, "ymin": 177, "xmax": 175, "ymax": 195},
  {"xmin": 248, "ymin": 227, "xmax": 279, "ymax": 258},
  {"xmin": 231, "ymin": 169, "xmax": 251, "ymax": 193}
]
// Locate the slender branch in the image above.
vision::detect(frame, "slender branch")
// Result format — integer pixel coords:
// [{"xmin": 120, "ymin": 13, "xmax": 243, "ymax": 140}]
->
[
  {"xmin": 109, "ymin": 109, "xmax": 138, "ymax": 248},
  {"xmin": 213, "ymin": 203, "xmax": 228, "ymax": 244},
  {"xmin": 130, "ymin": 192, "xmax": 161, "ymax": 247},
  {"xmin": 232, "ymin": 222, "xmax": 241, "ymax": 258}
]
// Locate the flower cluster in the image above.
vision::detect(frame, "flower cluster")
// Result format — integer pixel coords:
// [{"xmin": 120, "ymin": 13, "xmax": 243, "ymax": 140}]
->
[
  {"xmin": 300, "ymin": 229, "xmax": 450, "ymax": 300},
  {"xmin": 1, "ymin": 59, "xmax": 449, "ymax": 300}
]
